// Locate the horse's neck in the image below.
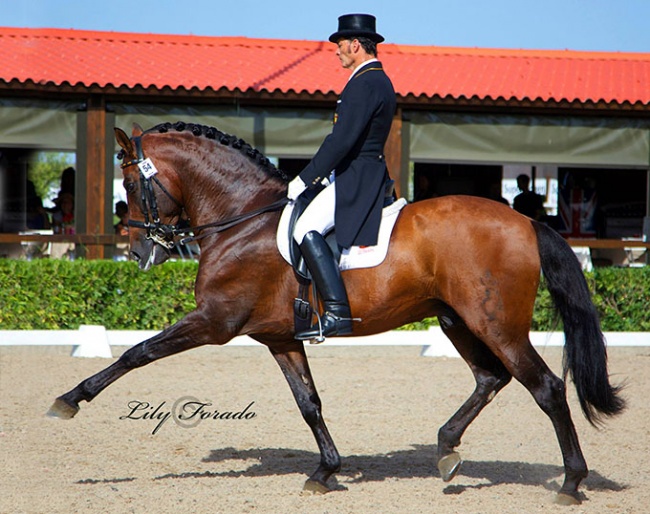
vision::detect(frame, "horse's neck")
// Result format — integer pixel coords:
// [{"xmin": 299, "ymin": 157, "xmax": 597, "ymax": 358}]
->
[{"xmin": 181, "ymin": 146, "xmax": 286, "ymax": 230}]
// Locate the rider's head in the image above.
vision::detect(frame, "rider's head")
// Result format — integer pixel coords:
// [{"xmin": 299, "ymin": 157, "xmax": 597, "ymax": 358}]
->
[{"xmin": 329, "ymin": 14, "xmax": 383, "ymax": 70}]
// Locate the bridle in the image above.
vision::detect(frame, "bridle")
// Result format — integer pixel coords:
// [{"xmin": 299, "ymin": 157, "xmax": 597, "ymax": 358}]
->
[
  {"xmin": 120, "ymin": 135, "xmax": 186, "ymax": 249},
  {"xmin": 120, "ymin": 135, "xmax": 289, "ymax": 249}
]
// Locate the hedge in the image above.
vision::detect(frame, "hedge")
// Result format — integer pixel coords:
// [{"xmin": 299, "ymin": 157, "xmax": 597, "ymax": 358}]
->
[
  {"xmin": 0, "ymin": 259, "xmax": 196, "ymax": 330},
  {"xmin": 0, "ymin": 259, "xmax": 648, "ymax": 331}
]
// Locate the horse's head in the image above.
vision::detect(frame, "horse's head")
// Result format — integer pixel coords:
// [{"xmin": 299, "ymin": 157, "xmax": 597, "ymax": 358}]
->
[
  {"xmin": 115, "ymin": 121, "xmax": 290, "ymax": 271},
  {"xmin": 115, "ymin": 124, "xmax": 185, "ymax": 271}
]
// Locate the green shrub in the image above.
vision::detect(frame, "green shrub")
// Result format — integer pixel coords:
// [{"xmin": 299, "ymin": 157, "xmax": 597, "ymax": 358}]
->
[
  {"xmin": 589, "ymin": 267, "xmax": 650, "ymax": 331},
  {"xmin": 0, "ymin": 259, "xmax": 197, "ymax": 329},
  {"xmin": 0, "ymin": 260, "xmax": 647, "ymax": 331}
]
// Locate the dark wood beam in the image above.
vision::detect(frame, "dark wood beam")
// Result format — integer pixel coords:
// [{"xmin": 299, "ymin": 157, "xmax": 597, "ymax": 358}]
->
[{"xmin": 85, "ymin": 95, "xmax": 107, "ymax": 259}]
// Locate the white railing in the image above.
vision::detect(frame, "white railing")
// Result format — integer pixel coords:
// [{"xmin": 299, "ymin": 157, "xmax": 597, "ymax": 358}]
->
[{"xmin": 1, "ymin": 326, "xmax": 647, "ymax": 358}]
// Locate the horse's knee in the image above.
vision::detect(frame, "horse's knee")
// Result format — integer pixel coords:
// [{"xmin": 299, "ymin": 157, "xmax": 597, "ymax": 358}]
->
[{"xmin": 120, "ymin": 342, "xmax": 156, "ymax": 369}]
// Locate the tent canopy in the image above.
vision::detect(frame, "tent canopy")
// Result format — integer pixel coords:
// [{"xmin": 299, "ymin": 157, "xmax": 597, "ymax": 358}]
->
[{"xmin": 409, "ymin": 112, "xmax": 650, "ymax": 168}]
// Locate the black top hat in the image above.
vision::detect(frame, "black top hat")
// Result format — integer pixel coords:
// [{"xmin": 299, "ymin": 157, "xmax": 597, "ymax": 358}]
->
[{"xmin": 329, "ymin": 14, "xmax": 384, "ymax": 44}]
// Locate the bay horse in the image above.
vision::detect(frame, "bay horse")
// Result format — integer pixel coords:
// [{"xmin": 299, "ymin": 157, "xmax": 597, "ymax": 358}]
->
[{"xmin": 48, "ymin": 121, "xmax": 625, "ymax": 505}]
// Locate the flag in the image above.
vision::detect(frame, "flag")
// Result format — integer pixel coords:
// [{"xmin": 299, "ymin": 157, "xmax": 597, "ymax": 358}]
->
[{"xmin": 558, "ymin": 187, "xmax": 597, "ymax": 238}]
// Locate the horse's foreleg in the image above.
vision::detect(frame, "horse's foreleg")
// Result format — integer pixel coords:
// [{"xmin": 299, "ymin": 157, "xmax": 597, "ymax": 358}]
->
[
  {"xmin": 269, "ymin": 343, "xmax": 340, "ymax": 494},
  {"xmin": 48, "ymin": 313, "xmax": 215, "ymax": 419},
  {"xmin": 436, "ymin": 316, "xmax": 512, "ymax": 482}
]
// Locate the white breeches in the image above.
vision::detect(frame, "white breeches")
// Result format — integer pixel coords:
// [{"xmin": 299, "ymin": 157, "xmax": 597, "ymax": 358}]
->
[{"xmin": 293, "ymin": 181, "xmax": 336, "ymax": 244}]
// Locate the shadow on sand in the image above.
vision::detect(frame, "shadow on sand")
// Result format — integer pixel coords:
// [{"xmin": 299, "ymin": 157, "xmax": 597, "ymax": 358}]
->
[{"xmin": 140, "ymin": 443, "xmax": 625, "ymax": 498}]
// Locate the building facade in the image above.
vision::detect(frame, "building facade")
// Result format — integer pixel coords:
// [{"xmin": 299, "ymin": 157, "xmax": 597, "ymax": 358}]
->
[{"xmin": 1, "ymin": 28, "xmax": 648, "ymax": 259}]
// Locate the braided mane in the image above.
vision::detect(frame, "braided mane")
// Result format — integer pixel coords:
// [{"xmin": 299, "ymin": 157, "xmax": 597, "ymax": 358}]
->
[{"xmin": 144, "ymin": 121, "xmax": 290, "ymax": 182}]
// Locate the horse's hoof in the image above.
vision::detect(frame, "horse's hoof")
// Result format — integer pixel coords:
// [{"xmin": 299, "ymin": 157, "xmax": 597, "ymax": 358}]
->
[
  {"xmin": 46, "ymin": 397, "xmax": 79, "ymax": 419},
  {"xmin": 438, "ymin": 452, "xmax": 462, "ymax": 482},
  {"xmin": 555, "ymin": 492, "xmax": 581, "ymax": 506},
  {"xmin": 301, "ymin": 479, "xmax": 331, "ymax": 495}
]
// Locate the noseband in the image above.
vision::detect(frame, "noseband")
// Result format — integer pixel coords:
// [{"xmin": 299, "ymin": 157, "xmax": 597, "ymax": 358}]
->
[{"xmin": 120, "ymin": 136, "xmax": 289, "ymax": 249}]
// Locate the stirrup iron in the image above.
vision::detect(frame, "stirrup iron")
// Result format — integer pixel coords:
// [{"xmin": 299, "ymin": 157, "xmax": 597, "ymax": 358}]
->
[
  {"xmin": 307, "ymin": 311, "xmax": 362, "ymax": 345},
  {"xmin": 309, "ymin": 311, "xmax": 326, "ymax": 345}
]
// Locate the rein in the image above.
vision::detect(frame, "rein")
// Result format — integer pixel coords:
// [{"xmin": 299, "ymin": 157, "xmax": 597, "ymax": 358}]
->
[
  {"xmin": 176, "ymin": 198, "xmax": 289, "ymax": 245},
  {"xmin": 121, "ymin": 135, "xmax": 289, "ymax": 248}
]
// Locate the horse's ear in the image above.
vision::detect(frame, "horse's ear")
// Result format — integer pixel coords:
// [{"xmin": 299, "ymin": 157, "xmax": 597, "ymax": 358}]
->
[
  {"xmin": 114, "ymin": 127, "xmax": 134, "ymax": 155},
  {"xmin": 132, "ymin": 123, "xmax": 144, "ymax": 137}
]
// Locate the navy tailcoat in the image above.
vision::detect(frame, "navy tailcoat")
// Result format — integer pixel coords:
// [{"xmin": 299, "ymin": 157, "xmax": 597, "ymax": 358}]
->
[{"xmin": 299, "ymin": 61, "xmax": 396, "ymax": 248}]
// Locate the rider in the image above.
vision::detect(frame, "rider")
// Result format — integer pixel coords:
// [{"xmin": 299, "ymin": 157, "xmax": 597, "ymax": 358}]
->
[{"xmin": 287, "ymin": 13, "xmax": 397, "ymax": 341}]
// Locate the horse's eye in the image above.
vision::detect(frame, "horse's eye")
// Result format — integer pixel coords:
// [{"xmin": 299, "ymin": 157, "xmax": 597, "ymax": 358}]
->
[{"xmin": 125, "ymin": 182, "xmax": 137, "ymax": 194}]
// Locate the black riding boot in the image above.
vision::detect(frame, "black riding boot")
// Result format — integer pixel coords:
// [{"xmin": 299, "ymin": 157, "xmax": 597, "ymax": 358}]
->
[{"xmin": 295, "ymin": 231, "xmax": 353, "ymax": 341}]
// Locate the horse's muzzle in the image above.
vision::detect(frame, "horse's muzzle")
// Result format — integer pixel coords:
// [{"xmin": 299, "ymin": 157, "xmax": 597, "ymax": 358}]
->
[{"xmin": 130, "ymin": 238, "xmax": 170, "ymax": 271}]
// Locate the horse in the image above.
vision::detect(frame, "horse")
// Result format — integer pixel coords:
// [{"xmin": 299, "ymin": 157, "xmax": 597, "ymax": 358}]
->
[{"xmin": 48, "ymin": 121, "xmax": 625, "ymax": 505}]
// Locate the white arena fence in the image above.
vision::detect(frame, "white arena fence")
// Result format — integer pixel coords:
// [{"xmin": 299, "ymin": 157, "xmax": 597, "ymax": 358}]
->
[{"xmin": 0, "ymin": 325, "xmax": 648, "ymax": 358}]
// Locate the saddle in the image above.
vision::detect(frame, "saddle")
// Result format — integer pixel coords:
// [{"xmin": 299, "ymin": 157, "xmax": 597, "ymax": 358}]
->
[
  {"xmin": 283, "ymin": 180, "xmax": 404, "ymax": 333},
  {"xmin": 288, "ymin": 179, "xmax": 398, "ymax": 279}
]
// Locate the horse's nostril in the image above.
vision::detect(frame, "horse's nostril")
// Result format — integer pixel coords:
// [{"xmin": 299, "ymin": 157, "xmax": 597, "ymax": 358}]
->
[{"xmin": 130, "ymin": 251, "xmax": 141, "ymax": 262}]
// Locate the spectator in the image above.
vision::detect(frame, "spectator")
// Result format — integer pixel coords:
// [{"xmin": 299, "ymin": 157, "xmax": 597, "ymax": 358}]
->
[
  {"xmin": 59, "ymin": 166, "xmax": 75, "ymax": 196},
  {"xmin": 25, "ymin": 180, "xmax": 51, "ymax": 230},
  {"xmin": 114, "ymin": 200, "xmax": 129, "ymax": 235},
  {"xmin": 51, "ymin": 192, "xmax": 74, "ymax": 234},
  {"xmin": 48, "ymin": 166, "xmax": 75, "ymax": 229},
  {"xmin": 513, "ymin": 174, "xmax": 545, "ymax": 220},
  {"xmin": 113, "ymin": 200, "xmax": 130, "ymax": 261}
]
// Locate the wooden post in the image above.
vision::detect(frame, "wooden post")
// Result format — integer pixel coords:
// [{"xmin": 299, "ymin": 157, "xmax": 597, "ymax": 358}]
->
[
  {"xmin": 85, "ymin": 95, "xmax": 106, "ymax": 259},
  {"xmin": 385, "ymin": 108, "xmax": 403, "ymax": 198}
]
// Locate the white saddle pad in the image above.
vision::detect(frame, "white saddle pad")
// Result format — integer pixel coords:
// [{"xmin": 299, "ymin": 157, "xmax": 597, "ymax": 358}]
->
[{"xmin": 276, "ymin": 198, "xmax": 407, "ymax": 271}]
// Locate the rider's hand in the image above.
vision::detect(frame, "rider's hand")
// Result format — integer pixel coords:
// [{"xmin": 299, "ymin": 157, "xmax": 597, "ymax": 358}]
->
[{"xmin": 287, "ymin": 175, "xmax": 307, "ymax": 201}]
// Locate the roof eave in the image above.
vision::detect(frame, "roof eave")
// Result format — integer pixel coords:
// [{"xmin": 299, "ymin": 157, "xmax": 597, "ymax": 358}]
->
[
  {"xmin": 400, "ymin": 92, "xmax": 650, "ymax": 114},
  {"xmin": 1, "ymin": 80, "xmax": 647, "ymax": 115}
]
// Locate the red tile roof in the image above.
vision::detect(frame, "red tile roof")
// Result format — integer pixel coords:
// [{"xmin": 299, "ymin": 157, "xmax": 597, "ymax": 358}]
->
[{"xmin": 2, "ymin": 27, "xmax": 649, "ymax": 107}]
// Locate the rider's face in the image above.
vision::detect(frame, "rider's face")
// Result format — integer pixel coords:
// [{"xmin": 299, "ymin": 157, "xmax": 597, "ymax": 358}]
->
[{"xmin": 336, "ymin": 39, "xmax": 356, "ymax": 70}]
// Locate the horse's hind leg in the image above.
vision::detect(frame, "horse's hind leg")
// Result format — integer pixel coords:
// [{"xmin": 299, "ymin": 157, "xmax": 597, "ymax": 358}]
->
[
  {"xmin": 48, "ymin": 312, "xmax": 214, "ymax": 418},
  {"xmin": 499, "ymin": 342, "xmax": 588, "ymax": 505},
  {"xmin": 436, "ymin": 314, "xmax": 512, "ymax": 482},
  {"xmin": 269, "ymin": 342, "xmax": 340, "ymax": 494}
]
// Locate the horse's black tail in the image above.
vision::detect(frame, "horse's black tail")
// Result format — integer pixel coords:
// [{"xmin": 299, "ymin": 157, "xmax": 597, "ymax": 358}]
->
[{"xmin": 532, "ymin": 221, "xmax": 626, "ymax": 426}]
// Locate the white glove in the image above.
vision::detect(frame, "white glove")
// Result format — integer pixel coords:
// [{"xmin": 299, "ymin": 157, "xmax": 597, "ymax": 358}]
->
[{"xmin": 287, "ymin": 175, "xmax": 307, "ymax": 201}]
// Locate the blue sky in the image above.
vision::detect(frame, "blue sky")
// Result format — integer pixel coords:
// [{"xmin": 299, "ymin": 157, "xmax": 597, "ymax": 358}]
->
[{"xmin": 2, "ymin": 0, "xmax": 649, "ymax": 52}]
